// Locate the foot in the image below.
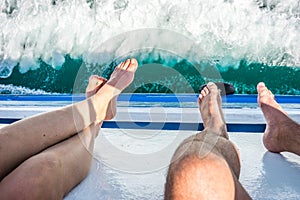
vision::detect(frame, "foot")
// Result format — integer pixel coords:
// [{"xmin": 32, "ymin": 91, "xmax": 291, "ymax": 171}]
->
[
  {"xmin": 106, "ymin": 58, "xmax": 138, "ymax": 92},
  {"xmin": 93, "ymin": 58, "xmax": 138, "ymax": 123},
  {"xmin": 198, "ymin": 82, "xmax": 228, "ymax": 139},
  {"xmin": 257, "ymin": 82, "xmax": 290, "ymax": 153},
  {"xmin": 85, "ymin": 75, "xmax": 107, "ymax": 99},
  {"xmin": 85, "ymin": 75, "xmax": 116, "ymax": 120}
]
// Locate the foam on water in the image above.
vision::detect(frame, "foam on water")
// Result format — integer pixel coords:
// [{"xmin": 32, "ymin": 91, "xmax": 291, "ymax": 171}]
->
[
  {"xmin": 0, "ymin": 0, "xmax": 300, "ymax": 78},
  {"xmin": 0, "ymin": 84, "xmax": 55, "ymax": 94}
]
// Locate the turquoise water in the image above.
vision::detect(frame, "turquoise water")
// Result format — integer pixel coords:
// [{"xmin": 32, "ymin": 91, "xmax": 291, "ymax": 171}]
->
[
  {"xmin": 0, "ymin": 56, "xmax": 299, "ymax": 94},
  {"xmin": 0, "ymin": 0, "xmax": 299, "ymax": 94}
]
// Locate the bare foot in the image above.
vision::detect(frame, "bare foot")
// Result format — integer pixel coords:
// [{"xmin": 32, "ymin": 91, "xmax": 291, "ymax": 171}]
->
[
  {"xmin": 106, "ymin": 58, "xmax": 138, "ymax": 92},
  {"xmin": 92, "ymin": 58, "xmax": 138, "ymax": 123},
  {"xmin": 85, "ymin": 75, "xmax": 116, "ymax": 120},
  {"xmin": 257, "ymin": 82, "xmax": 292, "ymax": 153},
  {"xmin": 85, "ymin": 75, "xmax": 107, "ymax": 99},
  {"xmin": 198, "ymin": 82, "xmax": 228, "ymax": 139}
]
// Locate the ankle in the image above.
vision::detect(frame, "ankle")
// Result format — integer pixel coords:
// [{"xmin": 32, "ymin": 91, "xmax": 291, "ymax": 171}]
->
[
  {"xmin": 207, "ymin": 118, "xmax": 228, "ymax": 139},
  {"xmin": 282, "ymin": 123, "xmax": 300, "ymax": 153},
  {"xmin": 264, "ymin": 122, "xmax": 289, "ymax": 153},
  {"xmin": 91, "ymin": 93, "xmax": 111, "ymax": 123}
]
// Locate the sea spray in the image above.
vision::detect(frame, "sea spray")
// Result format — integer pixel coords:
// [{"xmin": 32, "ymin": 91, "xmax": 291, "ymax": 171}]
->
[{"xmin": 0, "ymin": 0, "xmax": 299, "ymax": 94}]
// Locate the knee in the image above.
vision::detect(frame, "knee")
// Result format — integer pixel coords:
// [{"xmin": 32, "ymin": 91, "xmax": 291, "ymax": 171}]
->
[
  {"xmin": 26, "ymin": 153, "xmax": 64, "ymax": 195},
  {"xmin": 0, "ymin": 153, "xmax": 63, "ymax": 200},
  {"xmin": 27, "ymin": 152, "xmax": 63, "ymax": 177},
  {"xmin": 165, "ymin": 153, "xmax": 235, "ymax": 200}
]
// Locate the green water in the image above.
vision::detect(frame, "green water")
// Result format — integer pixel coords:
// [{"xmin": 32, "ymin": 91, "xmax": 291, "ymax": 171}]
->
[{"xmin": 0, "ymin": 56, "xmax": 299, "ymax": 95}]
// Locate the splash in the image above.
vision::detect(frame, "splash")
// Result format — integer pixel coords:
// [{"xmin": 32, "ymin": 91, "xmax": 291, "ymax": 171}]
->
[
  {"xmin": 0, "ymin": 84, "xmax": 56, "ymax": 94},
  {"xmin": 0, "ymin": 0, "xmax": 300, "ymax": 78}
]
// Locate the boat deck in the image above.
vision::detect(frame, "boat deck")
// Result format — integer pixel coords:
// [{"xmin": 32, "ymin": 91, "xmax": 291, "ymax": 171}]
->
[{"xmin": 0, "ymin": 94, "xmax": 299, "ymax": 199}]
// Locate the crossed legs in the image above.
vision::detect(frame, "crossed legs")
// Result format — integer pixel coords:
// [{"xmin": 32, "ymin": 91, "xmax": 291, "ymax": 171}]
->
[
  {"xmin": 0, "ymin": 59, "xmax": 138, "ymax": 199},
  {"xmin": 0, "ymin": 124, "xmax": 99, "ymax": 200},
  {"xmin": 1, "ymin": 63, "xmax": 298, "ymax": 200}
]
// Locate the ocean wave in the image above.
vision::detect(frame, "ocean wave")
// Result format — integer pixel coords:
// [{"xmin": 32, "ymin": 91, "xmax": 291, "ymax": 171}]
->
[
  {"xmin": 0, "ymin": 0, "xmax": 300, "ymax": 78},
  {"xmin": 0, "ymin": 84, "xmax": 56, "ymax": 94},
  {"xmin": 0, "ymin": 55, "xmax": 299, "ymax": 94}
]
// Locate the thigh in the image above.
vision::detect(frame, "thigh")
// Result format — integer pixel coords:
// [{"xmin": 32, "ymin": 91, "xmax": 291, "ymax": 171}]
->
[
  {"xmin": 0, "ymin": 150, "xmax": 65, "ymax": 200},
  {"xmin": 0, "ymin": 124, "xmax": 98, "ymax": 200}
]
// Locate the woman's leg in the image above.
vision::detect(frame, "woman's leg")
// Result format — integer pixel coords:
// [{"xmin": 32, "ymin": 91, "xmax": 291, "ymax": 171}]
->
[
  {"xmin": 0, "ymin": 75, "xmax": 104, "ymax": 199},
  {"xmin": 0, "ymin": 58, "xmax": 138, "ymax": 199},
  {"xmin": 0, "ymin": 58, "xmax": 138, "ymax": 180},
  {"xmin": 0, "ymin": 123, "xmax": 99, "ymax": 200}
]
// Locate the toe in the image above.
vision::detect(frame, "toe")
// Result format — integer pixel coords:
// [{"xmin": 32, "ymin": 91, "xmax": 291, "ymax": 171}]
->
[
  {"xmin": 257, "ymin": 82, "xmax": 265, "ymax": 87},
  {"xmin": 130, "ymin": 58, "xmax": 138, "ymax": 65},
  {"xmin": 257, "ymin": 82, "xmax": 269, "ymax": 96},
  {"xmin": 207, "ymin": 82, "xmax": 218, "ymax": 92},
  {"xmin": 116, "ymin": 60, "xmax": 126, "ymax": 70},
  {"xmin": 259, "ymin": 88, "xmax": 269, "ymax": 97},
  {"xmin": 89, "ymin": 75, "xmax": 106, "ymax": 84},
  {"xmin": 257, "ymin": 82, "xmax": 266, "ymax": 92},
  {"xmin": 204, "ymin": 87, "xmax": 209, "ymax": 95},
  {"xmin": 201, "ymin": 89, "xmax": 206, "ymax": 97},
  {"xmin": 121, "ymin": 59, "xmax": 131, "ymax": 70},
  {"xmin": 86, "ymin": 75, "xmax": 107, "ymax": 98},
  {"xmin": 199, "ymin": 94, "xmax": 203, "ymax": 101},
  {"xmin": 128, "ymin": 58, "xmax": 138, "ymax": 71}
]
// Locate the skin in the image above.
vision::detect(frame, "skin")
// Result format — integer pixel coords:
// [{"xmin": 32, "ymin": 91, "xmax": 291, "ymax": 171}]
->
[
  {"xmin": 257, "ymin": 82, "xmax": 300, "ymax": 155},
  {"xmin": 0, "ymin": 58, "xmax": 138, "ymax": 200},
  {"xmin": 165, "ymin": 82, "xmax": 251, "ymax": 200},
  {"xmin": 0, "ymin": 62, "xmax": 297, "ymax": 200},
  {"xmin": 166, "ymin": 82, "xmax": 300, "ymax": 200}
]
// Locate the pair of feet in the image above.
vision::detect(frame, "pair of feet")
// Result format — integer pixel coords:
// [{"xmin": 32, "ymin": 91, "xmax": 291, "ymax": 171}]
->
[
  {"xmin": 85, "ymin": 58, "xmax": 138, "ymax": 122},
  {"xmin": 86, "ymin": 57, "xmax": 293, "ymax": 154},
  {"xmin": 198, "ymin": 81, "xmax": 296, "ymax": 153}
]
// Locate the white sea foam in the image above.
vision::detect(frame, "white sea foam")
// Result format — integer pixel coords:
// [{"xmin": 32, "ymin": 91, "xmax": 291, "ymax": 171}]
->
[
  {"xmin": 0, "ymin": 84, "xmax": 55, "ymax": 94},
  {"xmin": 0, "ymin": 0, "xmax": 299, "ymax": 78}
]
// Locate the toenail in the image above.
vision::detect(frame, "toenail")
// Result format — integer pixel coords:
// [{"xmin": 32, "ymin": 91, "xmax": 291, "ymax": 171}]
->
[
  {"xmin": 99, "ymin": 77, "xmax": 107, "ymax": 82},
  {"xmin": 207, "ymin": 82, "xmax": 214, "ymax": 86},
  {"xmin": 131, "ymin": 58, "xmax": 137, "ymax": 64}
]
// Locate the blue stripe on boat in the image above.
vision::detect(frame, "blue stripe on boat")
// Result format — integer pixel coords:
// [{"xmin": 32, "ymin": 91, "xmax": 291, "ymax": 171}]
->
[
  {"xmin": 0, "ymin": 94, "xmax": 299, "ymax": 103},
  {"xmin": 0, "ymin": 118, "xmax": 266, "ymax": 133}
]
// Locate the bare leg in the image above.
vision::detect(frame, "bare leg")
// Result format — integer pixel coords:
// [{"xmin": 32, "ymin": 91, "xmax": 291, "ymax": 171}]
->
[
  {"xmin": 0, "ymin": 124, "xmax": 99, "ymax": 200},
  {"xmin": 85, "ymin": 75, "xmax": 116, "ymax": 121},
  {"xmin": 0, "ymin": 78, "xmax": 102, "ymax": 200},
  {"xmin": 0, "ymin": 59, "xmax": 138, "ymax": 199},
  {"xmin": 165, "ymin": 83, "xmax": 251, "ymax": 200},
  {"xmin": 0, "ymin": 58, "xmax": 138, "ymax": 180},
  {"xmin": 257, "ymin": 82, "xmax": 300, "ymax": 155}
]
